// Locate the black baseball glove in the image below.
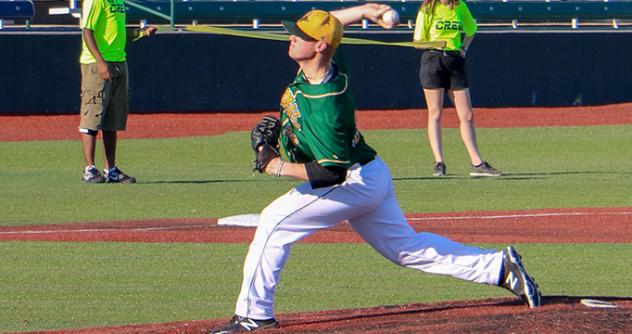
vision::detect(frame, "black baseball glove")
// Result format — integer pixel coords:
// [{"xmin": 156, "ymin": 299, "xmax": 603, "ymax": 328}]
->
[{"xmin": 251, "ymin": 116, "xmax": 281, "ymax": 173}]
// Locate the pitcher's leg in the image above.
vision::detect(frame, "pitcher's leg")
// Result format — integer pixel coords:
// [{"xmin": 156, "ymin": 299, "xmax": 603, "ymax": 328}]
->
[
  {"xmin": 234, "ymin": 180, "xmax": 380, "ymax": 319},
  {"xmin": 349, "ymin": 187, "xmax": 503, "ymax": 285},
  {"xmin": 399, "ymin": 232, "xmax": 503, "ymax": 284}
]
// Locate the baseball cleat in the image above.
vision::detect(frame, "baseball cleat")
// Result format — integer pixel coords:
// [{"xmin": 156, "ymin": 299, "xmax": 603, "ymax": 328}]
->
[
  {"xmin": 500, "ymin": 246, "xmax": 542, "ymax": 308},
  {"xmin": 82, "ymin": 165, "xmax": 105, "ymax": 183},
  {"xmin": 209, "ymin": 315, "xmax": 278, "ymax": 333},
  {"xmin": 470, "ymin": 161, "xmax": 502, "ymax": 177}
]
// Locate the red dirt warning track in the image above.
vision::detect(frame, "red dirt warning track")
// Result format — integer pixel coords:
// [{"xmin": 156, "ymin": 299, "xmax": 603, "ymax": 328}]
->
[{"xmin": 1, "ymin": 103, "xmax": 632, "ymax": 141}]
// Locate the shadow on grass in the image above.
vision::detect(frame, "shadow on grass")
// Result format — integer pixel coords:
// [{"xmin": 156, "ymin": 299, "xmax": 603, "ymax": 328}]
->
[
  {"xmin": 140, "ymin": 178, "xmax": 283, "ymax": 184},
  {"xmin": 508, "ymin": 171, "xmax": 632, "ymax": 177},
  {"xmin": 394, "ymin": 175, "xmax": 545, "ymax": 181},
  {"xmin": 144, "ymin": 170, "xmax": 631, "ymax": 184},
  {"xmin": 395, "ymin": 170, "xmax": 632, "ymax": 181}
]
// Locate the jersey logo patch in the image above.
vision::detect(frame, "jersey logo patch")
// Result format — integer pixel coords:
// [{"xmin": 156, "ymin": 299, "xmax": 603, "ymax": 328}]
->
[
  {"xmin": 284, "ymin": 126, "xmax": 299, "ymax": 146},
  {"xmin": 281, "ymin": 88, "xmax": 302, "ymax": 131}
]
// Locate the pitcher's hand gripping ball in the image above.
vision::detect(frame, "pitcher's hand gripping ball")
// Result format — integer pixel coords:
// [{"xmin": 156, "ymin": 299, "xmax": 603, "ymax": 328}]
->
[
  {"xmin": 382, "ymin": 9, "xmax": 400, "ymax": 26},
  {"xmin": 251, "ymin": 116, "xmax": 281, "ymax": 173}
]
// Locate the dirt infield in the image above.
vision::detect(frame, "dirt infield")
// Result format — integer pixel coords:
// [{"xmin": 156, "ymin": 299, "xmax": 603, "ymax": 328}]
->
[
  {"xmin": 3, "ymin": 105, "xmax": 632, "ymax": 333},
  {"xmin": 26, "ymin": 297, "xmax": 632, "ymax": 334},
  {"xmin": 2, "ymin": 208, "xmax": 631, "ymax": 244}
]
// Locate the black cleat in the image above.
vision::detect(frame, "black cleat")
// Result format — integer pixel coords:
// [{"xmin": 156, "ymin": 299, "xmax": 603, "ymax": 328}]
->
[{"xmin": 210, "ymin": 315, "xmax": 279, "ymax": 333}]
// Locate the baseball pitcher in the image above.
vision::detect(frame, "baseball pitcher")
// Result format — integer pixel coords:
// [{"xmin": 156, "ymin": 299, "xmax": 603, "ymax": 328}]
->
[{"xmin": 211, "ymin": 4, "xmax": 541, "ymax": 333}]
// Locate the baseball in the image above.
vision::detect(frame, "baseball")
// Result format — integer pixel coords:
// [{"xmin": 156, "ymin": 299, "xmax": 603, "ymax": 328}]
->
[{"xmin": 382, "ymin": 9, "xmax": 400, "ymax": 26}]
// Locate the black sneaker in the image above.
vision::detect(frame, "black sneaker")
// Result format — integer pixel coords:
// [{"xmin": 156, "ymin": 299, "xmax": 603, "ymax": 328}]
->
[
  {"xmin": 433, "ymin": 161, "xmax": 446, "ymax": 177},
  {"xmin": 210, "ymin": 315, "xmax": 278, "ymax": 333},
  {"xmin": 104, "ymin": 166, "xmax": 136, "ymax": 184},
  {"xmin": 470, "ymin": 161, "xmax": 502, "ymax": 177},
  {"xmin": 500, "ymin": 246, "xmax": 542, "ymax": 308},
  {"xmin": 82, "ymin": 166, "xmax": 105, "ymax": 183}
]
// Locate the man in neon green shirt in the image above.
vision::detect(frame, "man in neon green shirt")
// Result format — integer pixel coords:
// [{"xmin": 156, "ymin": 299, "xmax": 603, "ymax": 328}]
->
[
  {"xmin": 413, "ymin": 0, "xmax": 502, "ymax": 178},
  {"xmin": 79, "ymin": 0, "xmax": 155, "ymax": 183}
]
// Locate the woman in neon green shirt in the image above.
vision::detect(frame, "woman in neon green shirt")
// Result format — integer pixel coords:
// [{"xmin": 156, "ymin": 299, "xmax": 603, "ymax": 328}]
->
[{"xmin": 414, "ymin": 0, "xmax": 501, "ymax": 177}]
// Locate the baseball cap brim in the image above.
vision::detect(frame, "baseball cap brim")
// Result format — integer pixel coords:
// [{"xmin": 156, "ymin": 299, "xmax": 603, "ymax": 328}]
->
[{"xmin": 282, "ymin": 20, "xmax": 317, "ymax": 42}]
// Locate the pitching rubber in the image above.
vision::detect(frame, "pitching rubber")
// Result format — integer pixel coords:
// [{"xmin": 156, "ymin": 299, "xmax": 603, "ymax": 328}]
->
[{"xmin": 580, "ymin": 299, "xmax": 619, "ymax": 308}]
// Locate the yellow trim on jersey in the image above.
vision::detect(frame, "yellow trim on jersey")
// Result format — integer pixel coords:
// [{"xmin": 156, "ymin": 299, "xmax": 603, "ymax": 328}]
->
[
  {"xmin": 318, "ymin": 158, "xmax": 351, "ymax": 165},
  {"xmin": 295, "ymin": 73, "xmax": 349, "ymax": 99}
]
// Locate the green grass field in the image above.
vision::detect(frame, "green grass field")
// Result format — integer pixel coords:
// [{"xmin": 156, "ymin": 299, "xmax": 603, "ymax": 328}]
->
[{"xmin": 1, "ymin": 126, "xmax": 631, "ymax": 332}]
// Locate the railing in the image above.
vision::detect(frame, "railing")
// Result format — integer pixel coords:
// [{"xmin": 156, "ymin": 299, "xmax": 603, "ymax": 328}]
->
[
  {"xmin": 126, "ymin": 0, "xmax": 632, "ymax": 30},
  {"xmin": 5, "ymin": 0, "xmax": 632, "ymax": 30},
  {"xmin": 126, "ymin": 0, "xmax": 174, "ymax": 27}
]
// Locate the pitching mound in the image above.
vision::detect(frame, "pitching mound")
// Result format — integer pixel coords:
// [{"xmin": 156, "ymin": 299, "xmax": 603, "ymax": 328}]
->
[{"xmin": 31, "ymin": 296, "xmax": 632, "ymax": 333}]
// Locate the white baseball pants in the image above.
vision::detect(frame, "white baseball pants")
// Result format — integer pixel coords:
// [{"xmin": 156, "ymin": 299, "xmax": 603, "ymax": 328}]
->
[{"xmin": 235, "ymin": 156, "xmax": 504, "ymax": 320}]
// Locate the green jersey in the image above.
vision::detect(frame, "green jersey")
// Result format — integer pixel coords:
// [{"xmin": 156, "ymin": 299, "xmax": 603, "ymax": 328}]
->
[
  {"xmin": 80, "ymin": 0, "xmax": 126, "ymax": 64},
  {"xmin": 279, "ymin": 53, "xmax": 376, "ymax": 168},
  {"xmin": 413, "ymin": 0, "xmax": 477, "ymax": 51}
]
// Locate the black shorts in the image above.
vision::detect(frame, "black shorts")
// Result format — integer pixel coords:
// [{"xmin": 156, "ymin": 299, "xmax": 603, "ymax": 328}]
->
[{"xmin": 419, "ymin": 50, "xmax": 468, "ymax": 90}]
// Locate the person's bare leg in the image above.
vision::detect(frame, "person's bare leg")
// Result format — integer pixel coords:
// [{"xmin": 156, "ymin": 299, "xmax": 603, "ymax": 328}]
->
[
  {"xmin": 102, "ymin": 130, "xmax": 117, "ymax": 170},
  {"xmin": 80, "ymin": 131, "xmax": 105, "ymax": 183},
  {"xmin": 449, "ymin": 89, "xmax": 482, "ymax": 166},
  {"xmin": 423, "ymin": 88, "xmax": 446, "ymax": 164},
  {"xmin": 81, "ymin": 133, "xmax": 98, "ymax": 167}
]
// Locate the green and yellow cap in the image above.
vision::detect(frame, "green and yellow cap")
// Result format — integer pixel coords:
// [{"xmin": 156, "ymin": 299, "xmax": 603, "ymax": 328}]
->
[{"xmin": 282, "ymin": 10, "xmax": 343, "ymax": 49}]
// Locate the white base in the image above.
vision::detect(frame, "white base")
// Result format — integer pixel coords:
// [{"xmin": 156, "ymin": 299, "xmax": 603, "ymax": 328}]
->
[{"xmin": 217, "ymin": 214, "xmax": 260, "ymax": 227}]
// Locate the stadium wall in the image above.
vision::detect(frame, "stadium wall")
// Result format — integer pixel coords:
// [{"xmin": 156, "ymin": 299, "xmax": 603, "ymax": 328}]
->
[{"xmin": 1, "ymin": 30, "xmax": 630, "ymax": 115}]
